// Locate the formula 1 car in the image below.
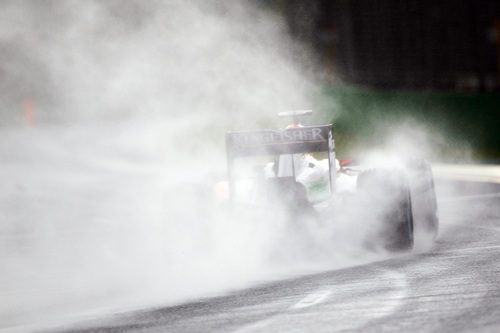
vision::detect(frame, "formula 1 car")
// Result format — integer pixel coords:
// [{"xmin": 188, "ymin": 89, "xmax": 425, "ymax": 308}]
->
[{"xmin": 224, "ymin": 111, "xmax": 438, "ymax": 251}]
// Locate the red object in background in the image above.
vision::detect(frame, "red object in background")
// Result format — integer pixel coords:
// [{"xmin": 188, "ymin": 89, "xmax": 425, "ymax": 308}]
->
[
  {"xmin": 339, "ymin": 159, "xmax": 353, "ymax": 167},
  {"xmin": 23, "ymin": 99, "xmax": 35, "ymax": 126}
]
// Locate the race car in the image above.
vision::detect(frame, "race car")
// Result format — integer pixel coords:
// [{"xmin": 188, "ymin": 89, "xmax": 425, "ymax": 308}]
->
[{"xmin": 224, "ymin": 111, "xmax": 438, "ymax": 252}]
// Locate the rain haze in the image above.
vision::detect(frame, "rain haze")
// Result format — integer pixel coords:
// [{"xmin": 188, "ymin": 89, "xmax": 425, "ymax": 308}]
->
[{"xmin": 1, "ymin": 1, "xmax": 500, "ymax": 332}]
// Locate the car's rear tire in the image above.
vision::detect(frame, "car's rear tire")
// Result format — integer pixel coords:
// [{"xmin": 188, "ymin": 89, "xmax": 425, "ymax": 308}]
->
[
  {"xmin": 357, "ymin": 169, "xmax": 414, "ymax": 252},
  {"xmin": 405, "ymin": 158, "xmax": 439, "ymax": 239}
]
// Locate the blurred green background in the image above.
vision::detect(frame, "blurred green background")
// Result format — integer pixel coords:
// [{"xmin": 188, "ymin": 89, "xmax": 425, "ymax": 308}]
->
[{"xmin": 315, "ymin": 86, "xmax": 500, "ymax": 162}]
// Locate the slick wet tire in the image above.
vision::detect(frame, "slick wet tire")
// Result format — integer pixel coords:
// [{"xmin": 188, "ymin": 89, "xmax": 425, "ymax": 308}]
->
[
  {"xmin": 357, "ymin": 169, "xmax": 414, "ymax": 252},
  {"xmin": 405, "ymin": 158, "xmax": 439, "ymax": 239}
]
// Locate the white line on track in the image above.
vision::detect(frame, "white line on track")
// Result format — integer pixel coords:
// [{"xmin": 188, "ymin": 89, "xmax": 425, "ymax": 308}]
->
[
  {"xmin": 435, "ymin": 174, "xmax": 500, "ymax": 184},
  {"xmin": 233, "ymin": 269, "xmax": 408, "ymax": 332},
  {"xmin": 290, "ymin": 290, "xmax": 332, "ymax": 309},
  {"xmin": 434, "ymin": 245, "xmax": 500, "ymax": 255},
  {"xmin": 439, "ymin": 192, "xmax": 500, "ymax": 203},
  {"xmin": 432, "ymin": 164, "xmax": 500, "ymax": 184}
]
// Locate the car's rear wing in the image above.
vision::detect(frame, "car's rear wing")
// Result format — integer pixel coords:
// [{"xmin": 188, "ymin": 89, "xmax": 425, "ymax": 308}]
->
[{"xmin": 225, "ymin": 125, "xmax": 336, "ymax": 200}]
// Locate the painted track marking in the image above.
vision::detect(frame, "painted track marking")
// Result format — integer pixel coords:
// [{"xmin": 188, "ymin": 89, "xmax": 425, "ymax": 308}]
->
[
  {"xmin": 439, "ymin": 192, "xmax": 500, "ymax": 203},
  {"xmin": 233, "ymin": 270, "xmax": 408, "ymax": 332},
  {"xmin": 434, "ymin": 244, "xmax": 500, "ymax": 255},
  {"xmin": 290, "ymin": 290, "xmax": 332, "ymax": 309}
]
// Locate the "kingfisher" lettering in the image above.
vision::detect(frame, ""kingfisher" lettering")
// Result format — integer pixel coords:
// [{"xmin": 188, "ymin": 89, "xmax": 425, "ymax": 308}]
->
[{"xmin": 231, "ymin": 127, "xmax": 326, "ymax": 149}]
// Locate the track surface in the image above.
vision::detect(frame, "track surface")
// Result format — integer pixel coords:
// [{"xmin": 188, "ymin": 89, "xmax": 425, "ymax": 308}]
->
[{"xmin": 56, "ymin": 180, "xmax": 500, "ymax": 332}]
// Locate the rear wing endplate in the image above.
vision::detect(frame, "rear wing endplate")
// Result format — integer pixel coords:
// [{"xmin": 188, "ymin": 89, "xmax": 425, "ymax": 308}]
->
[{"xmin": 225, "ymin": 125, "xmax": 336, "ymax": 199}]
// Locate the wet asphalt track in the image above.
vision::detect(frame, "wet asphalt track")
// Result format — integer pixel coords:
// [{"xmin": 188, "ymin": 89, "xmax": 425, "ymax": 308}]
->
[{"xmin": 55, "ymin": 180, "xmax": 500, "ymax": 333}]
